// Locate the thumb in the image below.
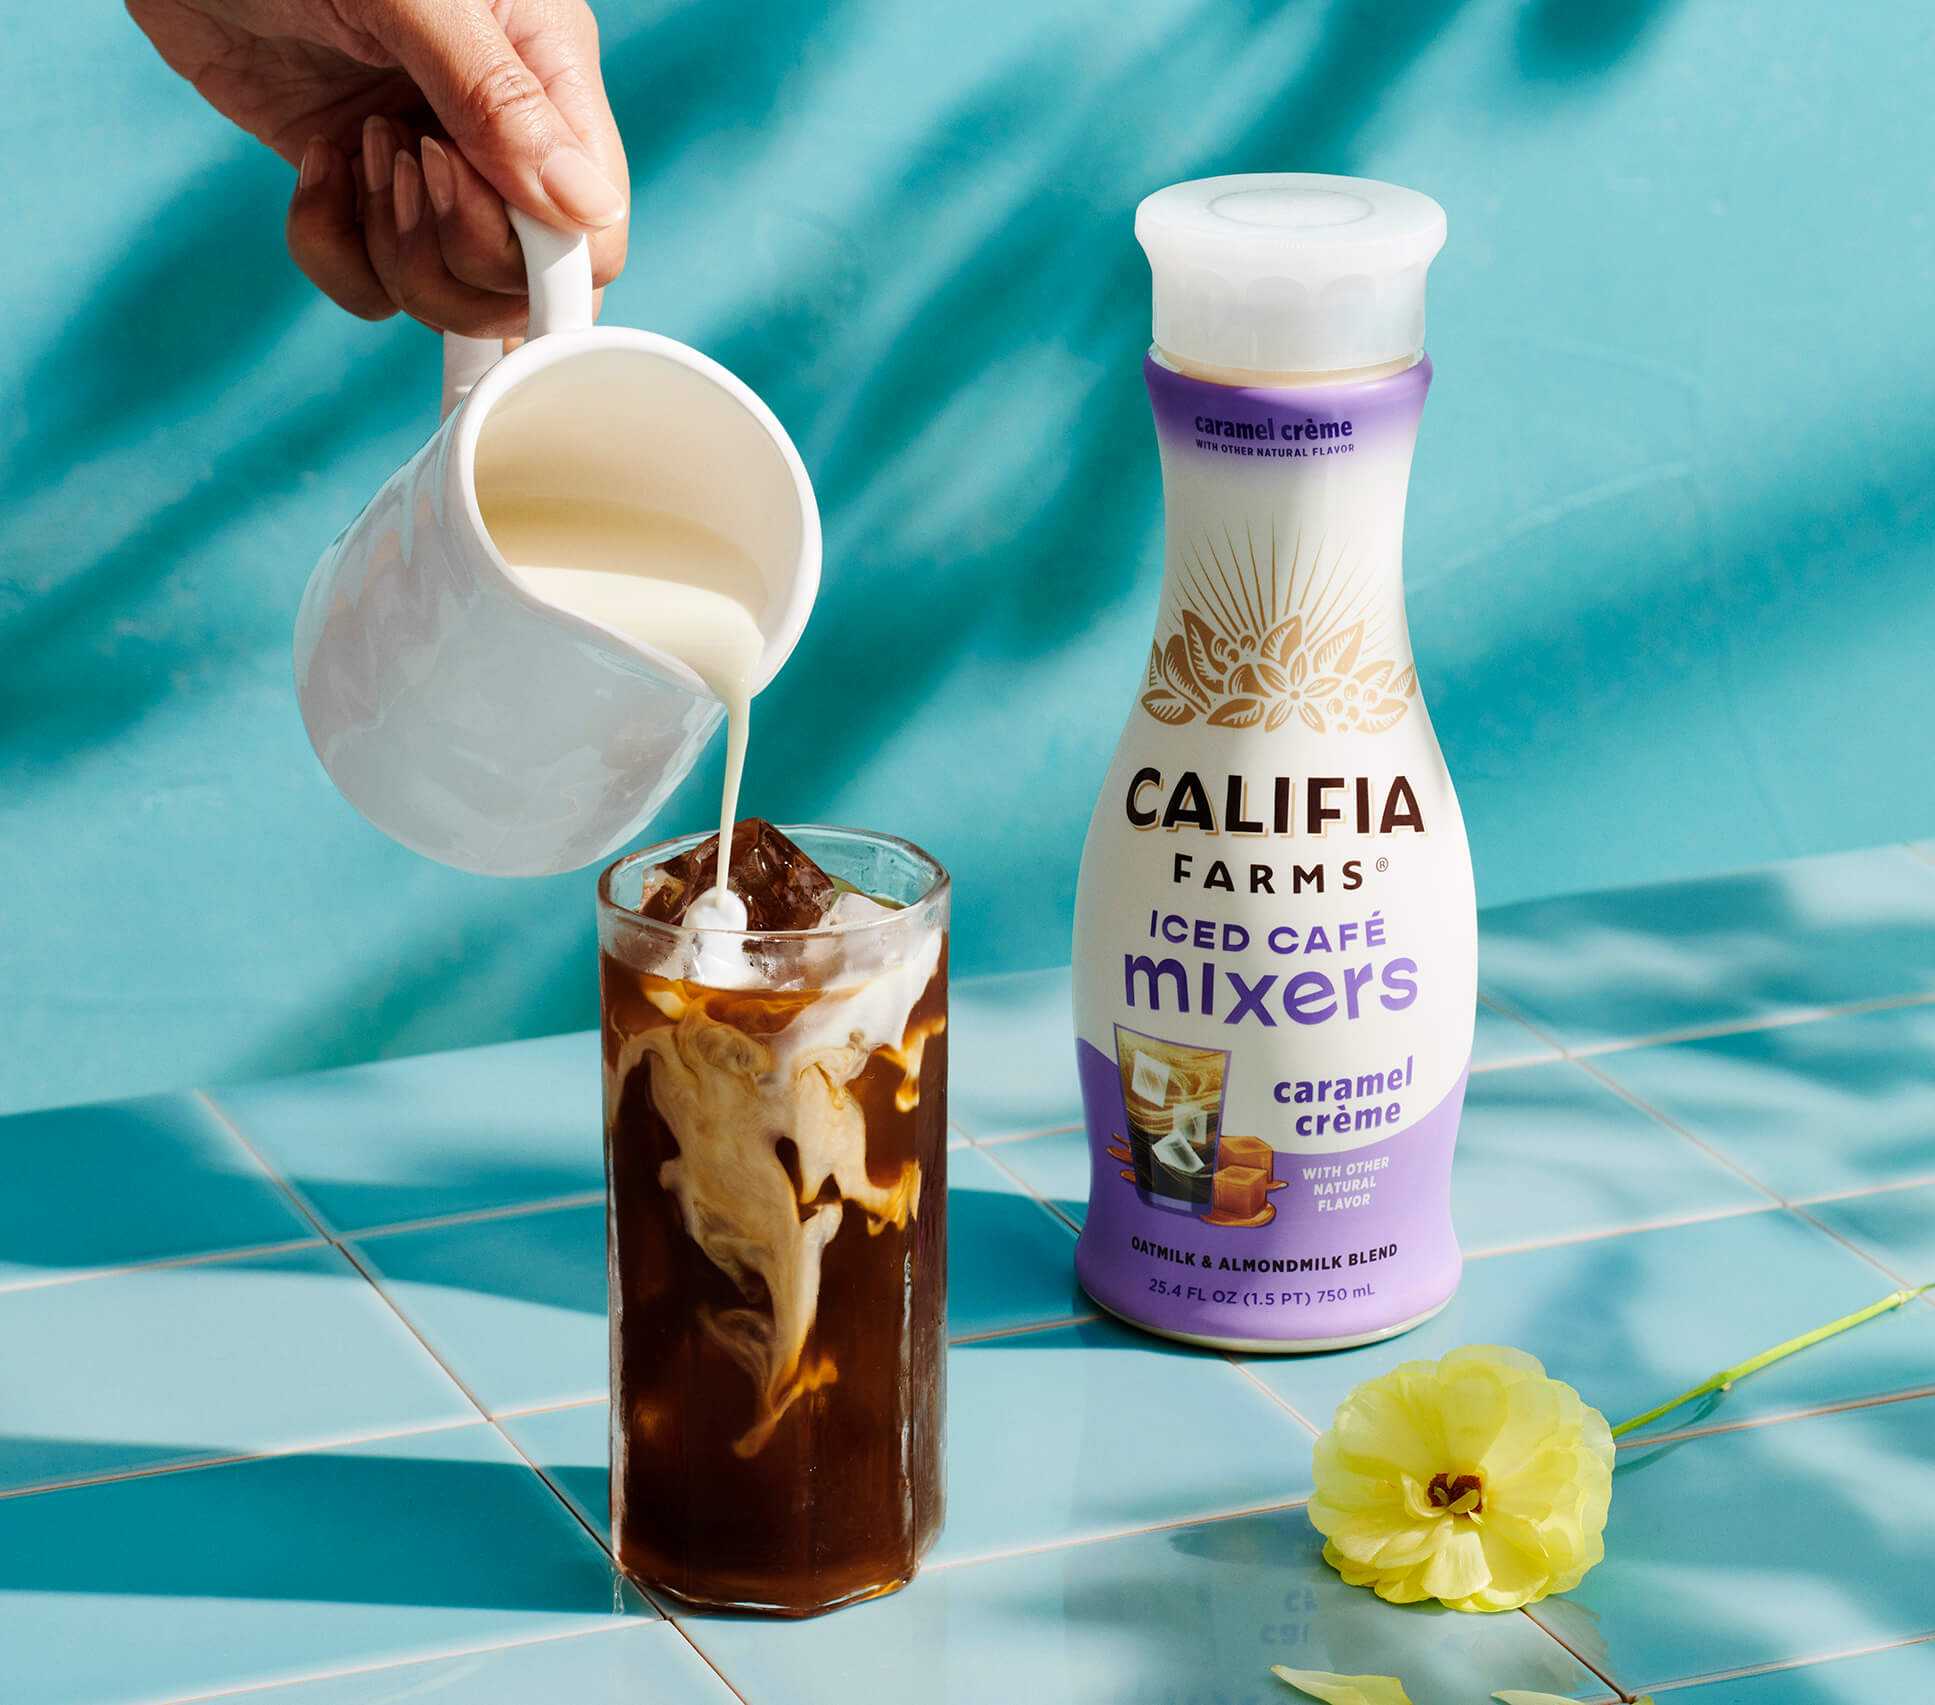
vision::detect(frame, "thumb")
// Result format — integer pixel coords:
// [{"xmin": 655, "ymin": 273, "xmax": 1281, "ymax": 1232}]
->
[{"xmin": 369, "ymin": 3, "xmax": 626, "ymax": 231}]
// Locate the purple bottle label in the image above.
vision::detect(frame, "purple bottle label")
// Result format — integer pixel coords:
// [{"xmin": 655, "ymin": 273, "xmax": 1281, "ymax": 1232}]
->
[{"xmin": 1075, "ymin": 1041, "xmax": 1466, "ymax": 1346}]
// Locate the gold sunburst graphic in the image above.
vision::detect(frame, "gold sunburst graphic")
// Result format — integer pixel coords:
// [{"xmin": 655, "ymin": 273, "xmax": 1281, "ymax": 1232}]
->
[{"xmin": 1140, "ymin": 526, "xmax": 1417, "ymax": 734}]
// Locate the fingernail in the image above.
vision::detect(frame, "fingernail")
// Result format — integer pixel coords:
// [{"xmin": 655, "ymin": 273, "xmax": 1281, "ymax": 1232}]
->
[
  {"xmin": 362, "ymin": 116, "xmax": 396, "ymax": 197},
  {"xmin": 298, "ymin": 136, "xmax": 329, "ymax": 192},
  {"xmin": 393, "ymin": 152, "xmax": 424, "ymax": 235},
  {"xmin": 540, "ymin": 148, "xmax": 626, "ymax": 229},
  {"xmin": 419, "ymin": 138, "xmax": 456, "ymax": 218}
]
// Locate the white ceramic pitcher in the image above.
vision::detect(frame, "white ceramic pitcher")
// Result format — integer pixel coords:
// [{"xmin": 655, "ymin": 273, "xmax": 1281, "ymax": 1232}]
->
[{"xmin": 294, "ymin": 212, "xmax": 821, "ymax": 877}]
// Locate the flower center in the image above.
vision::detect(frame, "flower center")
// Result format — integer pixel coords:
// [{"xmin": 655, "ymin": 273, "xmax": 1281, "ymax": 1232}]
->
[{"xmin": 1427, "ymin": 1471, "xmax": 1484, "ymax": 1515}]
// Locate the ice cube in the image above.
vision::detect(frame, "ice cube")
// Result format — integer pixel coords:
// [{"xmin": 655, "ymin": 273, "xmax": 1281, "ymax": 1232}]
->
[
  {"xmin": 1130, "ymin": 1051, "xmax": 1171, "ymax": 1105},
  {"xmin": 639, "ymin": 819, "xmax": 837, "ymax": 932},
  {"xmin": 823, "ymin": 890, "xmax": 897, "ymax": 929},
  {"xmin": 1151, "ymin": 1130, "xmax": 1205, "ymax": 1175},
  {"xmin": 1172, "ymin": 1101, "xmax": 1208, "ymax": 1148}
]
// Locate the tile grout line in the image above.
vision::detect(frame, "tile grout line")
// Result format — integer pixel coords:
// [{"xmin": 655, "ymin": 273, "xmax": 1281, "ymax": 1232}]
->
[
  {"xmin": 1499, "ymin": 987, "xmax": 1935, "ymax": 1066},
  {"xmin": 147, "ymin": 1621, "xmax": 684, "ymax": 1705},
  {"xmin": 1563, "ymin": 1056, "xmax": 1788, "ymax": 1206},
  {"xmin": 348, "ymin": 1189, "xmax": 606, "ymax": 1243},
  {"xmin": 0, "ymin": 1413, "xmax": 488, "ymax": 1504},
  {"xmin": 950, "ymin": 1313, "xmax": 1100, "ymax": 1345},
  {"xmin": 1792, "ymin": 1169, "xmax": 1935, "ymax": 1208},
  {"xmin": 1221, "ymin": 1355, "xmax": 1324, "ymax": 1440},
  {"xmin": 1463, "ymin": 1198, "xmax": 1779, "ymax": 1264},
  {"xmin": 1518, "ymin": 1602, "xmax": 1630, "ymax": 1703},
  {"xmin": 923, "ymin": 1492, "xmax": 1313, "ymax": 1577},
  {"xmin": 1613, "ymin": 1384, "xmax": 1935, "ymax": 1452},
  {"xmin": 972, "ymin": 1137, "xmax": 1086, "ymax": 1236},
  {"xmin": 1785, "ymin": 1200, "xmax": 1929, "ymax": 1296},
  {"xmin": 1637, "ymin": 1626, "xmax": 1935, "ymax": 1696},
  {"xmin": 0, "ymin": 1235, "xmax": 327, "ymax": 1296}
]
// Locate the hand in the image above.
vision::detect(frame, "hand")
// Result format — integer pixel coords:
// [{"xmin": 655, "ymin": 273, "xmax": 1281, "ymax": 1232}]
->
[{"xmin": 127, "ymin": 0, "xmax": 628, "ymax": 335}]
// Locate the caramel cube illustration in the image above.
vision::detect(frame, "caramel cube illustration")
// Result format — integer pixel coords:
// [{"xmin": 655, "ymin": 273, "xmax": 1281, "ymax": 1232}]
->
[
  {"xmin": 1218, "ymin": 1135, "xmax": 1273, "ymax": 1176},
  {"xmin": 1213, "ymin": 1164, "xmax": 1270, "ymax": 1219}
]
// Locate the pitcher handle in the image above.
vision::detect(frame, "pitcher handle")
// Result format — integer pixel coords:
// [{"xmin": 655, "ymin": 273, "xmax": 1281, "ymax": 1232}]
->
[{"xmin": 440, "ymin": 207, "xmax": 594, "ymax": 416}]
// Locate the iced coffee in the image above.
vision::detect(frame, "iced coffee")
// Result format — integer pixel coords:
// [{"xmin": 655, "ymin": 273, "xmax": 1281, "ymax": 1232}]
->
[
  {"xmin": 1113, "ymin": 1027, "xmax": 1229, "ymax": 1212},
  {"xmin": 597, "ymin": 822, "xmax": 948, "ymax": 1615}
]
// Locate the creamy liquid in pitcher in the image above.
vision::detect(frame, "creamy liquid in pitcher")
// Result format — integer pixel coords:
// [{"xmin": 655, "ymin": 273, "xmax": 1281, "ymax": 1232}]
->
[{"xmin": 480, "ymin": 495, "xmax": 765, "ymax": 923}]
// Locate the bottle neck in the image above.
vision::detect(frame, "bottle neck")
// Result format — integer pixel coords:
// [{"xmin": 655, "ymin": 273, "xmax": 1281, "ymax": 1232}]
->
[
  {"xmin": 1149, "ymin": 345, "xmax": 1424, "ymax": 389},
  {"xmin": 1140, "ymin": 355, "xmax": 1431, "ymax": 731}
]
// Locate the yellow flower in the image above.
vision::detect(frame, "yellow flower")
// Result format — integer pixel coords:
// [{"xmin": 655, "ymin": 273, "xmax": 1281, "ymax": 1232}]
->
[{"xmin": 1307, "ymin": 1345, "xmax": 1614, "ymax": 1613}]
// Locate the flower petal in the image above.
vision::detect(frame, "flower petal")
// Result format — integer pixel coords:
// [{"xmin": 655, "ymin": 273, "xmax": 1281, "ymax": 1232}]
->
[{"xmin": 1270, "ymin": 1668, "xmax": 1413, "ymax": 1705}]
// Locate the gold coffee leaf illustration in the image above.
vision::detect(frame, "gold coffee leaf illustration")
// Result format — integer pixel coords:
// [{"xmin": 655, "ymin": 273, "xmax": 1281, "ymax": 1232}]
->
[
  {"xmin": 1207, "ymin": 696, "xmax": 1265, "ymax": 728},
  {"xmin": 1181, "ymin": 610, "xmax": 1227, "ymax": 694},
  {"xmin": 1357, "ymin": 699, "xmax": 1410, "ymax": 733},
  {"xmin": 1162, "ymin": 633, "xmax": 1210, "ymax": 711},
  {"xmin": 1139, "ymin": 688, "xmax": 1198, "ymax": 725},
  {"xmin": 1141, "ymin": 529, "xmax": 1414, "ymax": 736},
  {"xmin": 1311, "ymin": 619, "xmax": 1364, "ymax": 676}
]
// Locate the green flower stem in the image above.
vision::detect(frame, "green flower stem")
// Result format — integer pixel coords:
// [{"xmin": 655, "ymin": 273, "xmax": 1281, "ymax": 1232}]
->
[{"xmin": 1611, "ymin": 1283, "xmax": 1933, "ymax": 1440}]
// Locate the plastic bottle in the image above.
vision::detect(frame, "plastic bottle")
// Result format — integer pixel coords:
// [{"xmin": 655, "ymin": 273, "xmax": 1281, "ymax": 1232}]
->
[{"xmin": 1071, "ymin": 174, "xmax": 1475, "ymax": 1351}]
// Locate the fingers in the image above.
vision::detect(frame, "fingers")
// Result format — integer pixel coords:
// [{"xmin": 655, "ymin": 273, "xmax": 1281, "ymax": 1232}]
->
[
  {"xmin": 419, "ymin": 138, "xmax": 522, "ymax": 293},
  {"xmin": 364, "ymin": 120, "xmax": 532, "ymax": 338},
  {"xmin": 367, "ymin": 0, "xmax": 627, "ymax": 234},
  {"xmin": 504, "ymin": 2, "xmax": 629, "ymax": 287},
  {"xmin": 285, "ymin": 135, "xmax": 396, "ymax": 322}
]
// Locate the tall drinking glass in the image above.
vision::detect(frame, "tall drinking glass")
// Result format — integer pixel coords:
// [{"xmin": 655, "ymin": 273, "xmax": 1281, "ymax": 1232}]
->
[{"xmin": 597, "ymin": 826, "xmax": 948, "ymax": 1615}]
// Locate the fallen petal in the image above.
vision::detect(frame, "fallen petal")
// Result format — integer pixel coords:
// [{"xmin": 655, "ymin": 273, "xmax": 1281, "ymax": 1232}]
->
[{"xmin": 1270, "ymin": 1666, "xmax": 1414, "ymax": 1705}]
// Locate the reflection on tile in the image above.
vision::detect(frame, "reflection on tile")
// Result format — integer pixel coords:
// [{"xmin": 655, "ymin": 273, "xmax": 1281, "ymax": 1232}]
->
[
  {"xmin": 0, "ymin": 1425, "xmax": 647, "ymax": 1705},
  {"xmin": 1455, "ymin": 1061, "xmax": 1768, "ymax": 1254},
  {"xmin": 1473, "ymin": 996, "xmax": 1561, "ymax": 1071},
  {"xmin": 949, "ymin": 1146, "xmax": 1083, "ymax": 1337},
  {"xmin": 938, "ymin": 1318, "xmax": 1312, "ymax": 1562},
  {"xmin": 1244, "ymin": 1210, "xmax": 1935, "ymax": 1443},
  {"xmin": 985, "ymin": 1125, "xmax": 1092, "ymax": 1228},
  {"xmin": 1591, "ymin": 1004, "xmax": 1935, "ymax": 1202},
  {"xmin": 691, "ymin": 1507, "xmax": 1606, "ymax": 1704},
  {"xmin": 1537, "ymin": 1399, "xmax": 1935, "ymax": 1692},
  {"xmin": 216, "ymin": 1031, "xmax": 603, "ymax": 1234},
  {"xmin": 1480, "ymin": 847, "xmax": 1935, "ymax": 1052},
  {"xmin": 507, "ymin": 1321, "xmax": 1318, "ymax": 1573},
  {"xmin": 1660, "ymin": 1641, "xmax": 1935, "ymax": 1702},
  {"xmin": 350, "ymin": 1204, "xmax": 606, "ymax": 1416},
  {"xmin": 0, "ymin": 1092, "xmax": 308, "ymax": 1287},
  {"xmin": 1808, "ymin": 1182, "xmax": 1935, "ymax": 1289},
  {"xmin": 950, "ymin": 967, "xmax": 1081, "ymax": 1139},
  {"xmin": 0, "ymin": 1244, "xmax": 472, "ymax": 1492},
  {"xmin": 227, "ymin": 1624, "xmax": 734, "ymax": 1703}
]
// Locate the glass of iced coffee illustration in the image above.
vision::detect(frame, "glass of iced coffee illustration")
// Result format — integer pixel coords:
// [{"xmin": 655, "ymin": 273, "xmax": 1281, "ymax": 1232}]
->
[
  {"xmin": 597, "ymin": 822, "xmax": 948, "ymax": 1615},
  {"xmin": 1112, "ymin": 1027, "xmax": 1230, "ymax": 1213}
]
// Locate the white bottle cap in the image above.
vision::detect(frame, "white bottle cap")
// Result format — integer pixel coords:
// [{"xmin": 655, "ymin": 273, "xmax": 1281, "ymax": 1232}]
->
[{"xmin": 1136, "ymin": 173, "xmax": 1446, "ymax": 379}]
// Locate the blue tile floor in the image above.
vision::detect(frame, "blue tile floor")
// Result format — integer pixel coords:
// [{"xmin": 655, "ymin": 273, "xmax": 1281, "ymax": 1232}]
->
[{"xmin": 1, "ymin": 843, "xmax": 1930, "ymax": 1703}]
